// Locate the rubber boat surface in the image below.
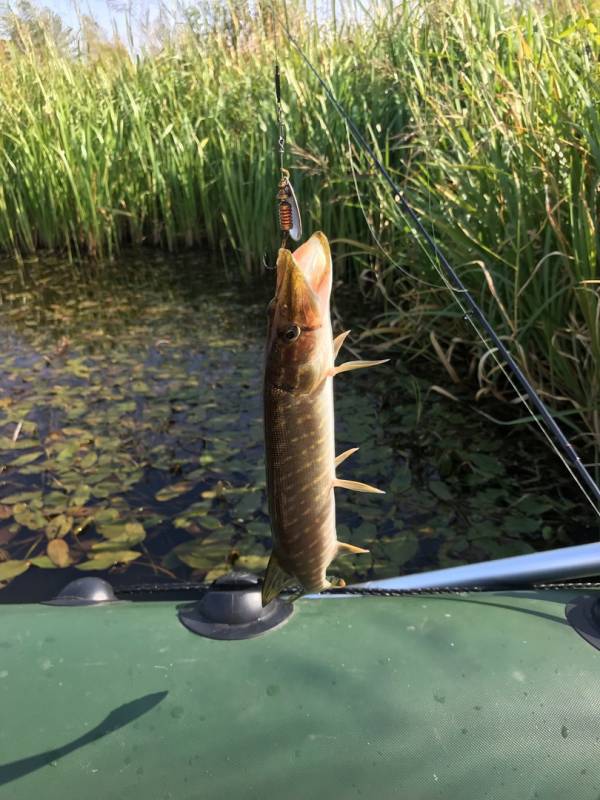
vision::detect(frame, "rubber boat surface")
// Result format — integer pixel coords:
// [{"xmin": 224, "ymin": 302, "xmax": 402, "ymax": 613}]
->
[{"xmin": 1, "ymin": 579, "xmax": 600, "ymax": 800}]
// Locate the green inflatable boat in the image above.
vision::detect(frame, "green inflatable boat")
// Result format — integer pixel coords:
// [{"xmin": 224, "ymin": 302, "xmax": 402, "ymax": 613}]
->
[{"xmin": 2, "ymin": 542, "xmax": 600, "ymax": 800}]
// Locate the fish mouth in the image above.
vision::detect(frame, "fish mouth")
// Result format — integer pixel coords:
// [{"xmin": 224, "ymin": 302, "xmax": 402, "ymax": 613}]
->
[{"xmin": 275, "ymin": 232, "xmax": 332, "ymax": 327}]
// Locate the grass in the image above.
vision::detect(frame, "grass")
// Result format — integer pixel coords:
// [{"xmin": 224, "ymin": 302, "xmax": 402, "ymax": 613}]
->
[{"xmin": 0, "ymin": 0, "xmax": 598, "ymax": 461}]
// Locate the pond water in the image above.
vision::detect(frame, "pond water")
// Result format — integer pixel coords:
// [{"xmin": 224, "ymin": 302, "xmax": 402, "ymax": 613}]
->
[{"xmin": 0, "ymin": 252, "xmax": 596, "ymax": 601}]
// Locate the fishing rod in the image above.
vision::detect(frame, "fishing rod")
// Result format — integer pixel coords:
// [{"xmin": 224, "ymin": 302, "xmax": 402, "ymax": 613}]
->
[{"xmin": 275, "ymin": 20, "xmax": 600, "ymax": 516}]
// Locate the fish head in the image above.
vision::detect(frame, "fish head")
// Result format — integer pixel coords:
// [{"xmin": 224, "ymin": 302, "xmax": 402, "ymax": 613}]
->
[{"xmin": 265, "ymin": 232, "xmax": 333, "ymax": 395}]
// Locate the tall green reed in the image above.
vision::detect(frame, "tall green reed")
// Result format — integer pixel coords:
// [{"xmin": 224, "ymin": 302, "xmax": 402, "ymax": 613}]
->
[
  {"xmin": 366, "ymin": 0, "xmax": 600, "ymax": 454},
  {"xmin": 0, "ymin": 0, "xmax": 598, "ymax": 456}
]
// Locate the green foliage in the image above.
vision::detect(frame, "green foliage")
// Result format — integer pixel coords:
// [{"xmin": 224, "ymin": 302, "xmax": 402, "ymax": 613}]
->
[
  {"xmin": 0, "ymin": 0, "xmax": 597, "ymax": 453},
  {"xmin": 2, "ymin": 255, "xmax": 593, "ymax": 591}
]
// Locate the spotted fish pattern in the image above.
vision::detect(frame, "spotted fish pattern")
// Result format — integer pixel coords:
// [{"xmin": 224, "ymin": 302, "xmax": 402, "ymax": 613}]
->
[{"xmin": 262, "ymin": 232, "xmax": 387, "ymax": 605}]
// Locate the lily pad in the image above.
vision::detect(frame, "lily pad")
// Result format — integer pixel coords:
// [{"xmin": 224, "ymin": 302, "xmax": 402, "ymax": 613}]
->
[
  {"xmin": 0, "ymin": 437, "xmax": 39, "ymax": 450},
  {"xmin": 514, "ymin": 496, "xmax": 554, "ymax": 515},
  {"xmin": 47, "ymin": 538, "xmax": 72, "ymax": 567},
  {"xmin": 29, "ymin": 555, "xmax": 58, "ymax": 569},
  {"xmin": 503, "ymin": 515, "xmax": 540, "ymax": 535},
  {"xmin": 204, "ymin": 564, "xmax": 232, "ymax": 582},
  {"xmin": 76, "ymin": 550, "xmax": 141, "ymax": 570},
  {"xmin": 379, "ymin": 533, "xmax": 419, "ymax": 566},
  {"xmin": 198, "ymin": 515, "xmax": 223, "ymax": 531},
  {"xmin": 96, "ymin": 521, "xmax": 146, "ymax": 543},
  {"xmin": 155, "ymin": 481, "xmax": 195, "ymax": 502},
  {"xmin": 246, "ymin": 521, "xmax": 271, "ymax": 538},
  {"xmin": 235, "ymin": 553, "xmax": 269, "ymax": 572},
  {"xmin": 0, "ymin": 492, "xmax": 39, "ymax": 505},
  {"xmin": 93, "ymin": 522, "xmax": 146, "ymax": 549},
  {"xmin": 70, "ymin": 485, "xmax": 91, "ymax": 507},
  {"xmin": 92, "ymin": 507, "xmax": 121, "ymax": 524},
  {"xmin": 14, "ymin": 509, "xmax": 47, "ymax": 530},
  {"xmin": 55, "ymin": 443, "xmax": 79, "ymax": 463},
  {"xmin": 477, "ymin": 539, "xmax": 535, "ymax": 559},
  {"xmin": 234, "ymin": 492, "xmax": 262, "ymax": 517},
  {"xmin": 9, "ymin": 451, "xmax": 43, "ymax": 467},
  {"xmin": 389, "ymin": 465, "xmax": 411, "ymax": 493},
  {"xmin": 45, "ymin": 514, "xmax": 72, "ymax": 539},
  {"xmin": 469, "ymin": 453, "xmax": 505, "ymax": 476},
  {"xmin": 0, "ymin": 560, "xmax": 30, "ymax": 581},
  {"xmin": 172, "ymin": 539, "xmax": 229, "ymax": 570},
  {"xmin": 80, "ymin": 452, "xmax": 98, "ymax": 469},
  {"xmin": 429, "ymin": 481, "xmax": 453, "ymax": 501},
  {"xmin": 0, "ymin": 527, "xmax": 18, "ymax": 546}
]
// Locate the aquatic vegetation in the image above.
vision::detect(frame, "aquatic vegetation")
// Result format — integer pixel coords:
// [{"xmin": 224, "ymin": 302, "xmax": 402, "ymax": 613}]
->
[
  {"xmin": 0, "ymin": 256, "xmax": 593, "ymax": 594},
  {"xmin": 0, "ymin": 0, "xmax": 598, "ymax": 459},
  {"xmin": 358, "ymin": 0, "xmax": 600, "ymax": 460}
]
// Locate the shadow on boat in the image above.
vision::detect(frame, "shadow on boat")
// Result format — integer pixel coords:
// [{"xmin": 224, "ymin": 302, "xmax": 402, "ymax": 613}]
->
[
  {"xmin": 0, "ymin": 691, "xmax": 168, "ymax": 787},
  {"xmin": 439, "ymin": 592, "xmax": 569, "ymax": 626}
]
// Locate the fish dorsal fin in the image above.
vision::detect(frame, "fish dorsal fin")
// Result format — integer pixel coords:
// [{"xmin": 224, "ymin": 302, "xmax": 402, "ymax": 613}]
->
[
  {"xmin": 262, "ymin": 552, "xmax": 294, "ymax": 607},
  {"xmin": 333, "ymin": 330, "xmax": 351, "ymax": 359},
  {"xmin": 334, "ymin": 447, "xmax": 359, "ymax": 468},
  {"xmin": 333, "ymin": 478, "xmax": 385, "ymax": 494},
  {"xmin": 331, "ymin": 359, "xmax": 389, "ymax": 376},
  {"xmin": 338, "ymin": 541, "xmax": 369, "ymax": 555}
]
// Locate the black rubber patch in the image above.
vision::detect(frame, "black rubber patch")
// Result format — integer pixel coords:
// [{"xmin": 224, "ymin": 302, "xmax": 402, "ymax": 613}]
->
[
  {"xmin": 44, "ymin": 577, "xmax": 118, "ymax": 606},
  {"xmin": 178, "ymin": 571, "xmax": 294, "ymax": 640}
]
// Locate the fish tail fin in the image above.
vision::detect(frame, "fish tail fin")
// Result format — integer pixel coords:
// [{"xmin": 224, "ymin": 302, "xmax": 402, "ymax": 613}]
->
[{"xmin": 262, "ymin": 552, "xmax": 293, "ymax": 607}]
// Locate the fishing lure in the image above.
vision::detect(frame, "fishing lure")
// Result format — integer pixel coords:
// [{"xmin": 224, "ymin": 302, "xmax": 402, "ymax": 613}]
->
[
  {"xmin": 277, "ymin": 168, "xmax": 302, "ymax": 243},
  {"xmin": 274, "ymin": 64, "xmax": 302, "ymax": 246}
]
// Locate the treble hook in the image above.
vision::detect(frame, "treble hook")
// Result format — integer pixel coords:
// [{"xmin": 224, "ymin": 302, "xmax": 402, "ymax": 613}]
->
[{"xmin": 262, "ymin": 251, "xmax": 276, "ymax": 271}]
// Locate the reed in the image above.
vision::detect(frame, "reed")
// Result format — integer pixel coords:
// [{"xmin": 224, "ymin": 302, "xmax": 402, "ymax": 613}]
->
[{"xmin": 0, "ymin": 0, "xmax": 598, "ymax": 456}]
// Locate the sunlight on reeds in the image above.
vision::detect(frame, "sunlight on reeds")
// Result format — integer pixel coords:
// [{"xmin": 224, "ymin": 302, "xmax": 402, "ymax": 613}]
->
[{"xmin": 0, "ymin": 0, "xmax": 598, "ymax": 458}]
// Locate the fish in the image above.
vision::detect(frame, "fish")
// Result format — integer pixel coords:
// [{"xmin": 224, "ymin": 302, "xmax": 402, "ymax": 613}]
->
[{"xmin": 262, "ymin": 231, "xmax": 387, "ymax": 606}]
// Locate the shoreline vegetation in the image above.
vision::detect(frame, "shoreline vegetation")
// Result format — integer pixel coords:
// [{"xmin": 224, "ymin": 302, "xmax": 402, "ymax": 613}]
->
[{"xmin": 0, "ymin": 0, "xmax": 598, "ymax": 462}]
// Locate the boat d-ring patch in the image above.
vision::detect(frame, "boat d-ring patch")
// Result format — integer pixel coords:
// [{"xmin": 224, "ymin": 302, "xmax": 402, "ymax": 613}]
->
[
  {"xmin": 565, "ymin": 594, "xmax": 600, "ymax": 652},
  {"xmin": 178, "ymin": 571, "xmax": 294, "ymax": 640}
]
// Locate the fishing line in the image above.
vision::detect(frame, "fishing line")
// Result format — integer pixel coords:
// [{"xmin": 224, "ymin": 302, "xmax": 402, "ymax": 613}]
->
[
  {"xmin": 343, "ymin": 113, "xmax": 594, "ymax": 502},
  {"xmin": 278, "ymin": 19, "xmax": 600, "ymax": 516},
  {"xmin": 344, "ymin": 125, "xmax": 444, "ymax": 293},
  {"xmin": 271, "ymin": 7, "xmax": 302, "ymax": 247}
]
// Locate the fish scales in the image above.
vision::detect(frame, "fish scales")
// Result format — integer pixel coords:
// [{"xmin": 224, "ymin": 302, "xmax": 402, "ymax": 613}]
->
[
  {"xmin": 264, "ymin": 374, "xmax": 336, "ymax": 591},
  {"xmin": 261, "ymin": 232, "xmax": 386, "ymax": 606}
]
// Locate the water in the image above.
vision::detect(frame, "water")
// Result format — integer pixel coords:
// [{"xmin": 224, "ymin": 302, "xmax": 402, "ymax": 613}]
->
[{"xmin": 0, "ymin": 253, "xmax": 596, "ymax": 601}]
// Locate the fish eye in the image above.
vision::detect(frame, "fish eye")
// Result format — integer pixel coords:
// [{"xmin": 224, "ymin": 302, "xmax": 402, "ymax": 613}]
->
[{"xmin": 284, "ymin": 325, "xmax": 301, "ymax": 341}]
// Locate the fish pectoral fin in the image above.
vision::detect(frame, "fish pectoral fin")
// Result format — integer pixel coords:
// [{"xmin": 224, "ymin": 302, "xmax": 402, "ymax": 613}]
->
[
  {"xmin": 333, "ymin": 330, "xmax": 351, "ymax": 359},
  {"xmin": 331, "ymin": 359, "xmax": 389, "ymax": 376},
  {"xmin": 261, "ymin": 552, "xmax": 294, "ymax": 607},
  {"xmin": 338, "ymin": 541, "xmax": 369, "ymax": 555},
  {"xmin": 333, "ymin": 478, "xmax": 385, "ymax": 494},
  {"xmin": 334, "ymin": 447, "xmax": 359, "ymax": 467}
]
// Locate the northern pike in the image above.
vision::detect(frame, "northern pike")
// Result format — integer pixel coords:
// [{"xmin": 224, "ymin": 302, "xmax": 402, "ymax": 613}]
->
[{"xmin": 262, "ymin": 231, "xmax": 387, "ymax": 605}]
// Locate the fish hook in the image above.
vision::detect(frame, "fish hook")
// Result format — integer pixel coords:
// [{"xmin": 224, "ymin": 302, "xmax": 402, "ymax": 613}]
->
[{"xmin": 262, "ymin": 251, "xmax": 276, "ymax": 270}]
